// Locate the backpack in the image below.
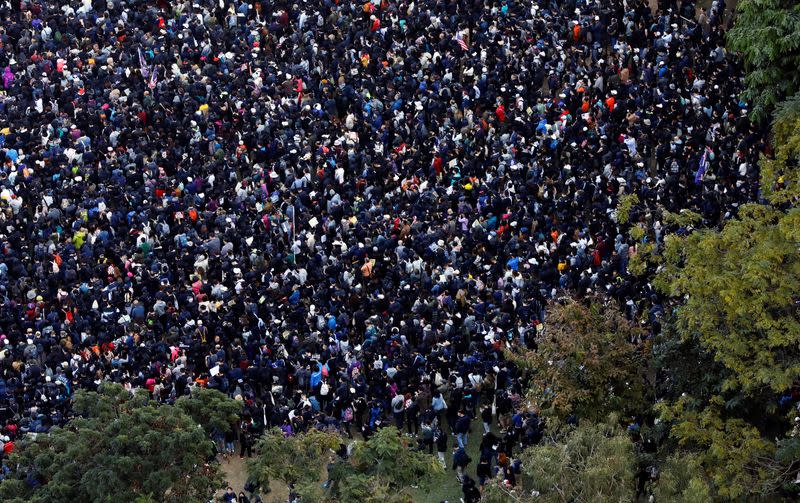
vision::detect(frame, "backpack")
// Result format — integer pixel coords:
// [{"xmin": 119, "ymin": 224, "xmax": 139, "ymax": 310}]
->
[
  {"xmin": 320, "ymin": 382, "xmax": 330, "ymax": 396},
  {"xmin": 343, "ymin": 407, "xmax": 354, "ymax": 422},
  {"xmin": 469, "ymin": 374, "xmax": 482, "ymax": 391}
]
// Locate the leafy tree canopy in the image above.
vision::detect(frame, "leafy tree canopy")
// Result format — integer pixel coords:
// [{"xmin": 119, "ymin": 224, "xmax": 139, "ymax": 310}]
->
[
  {"xmin": 654, "ymin": 203, "xmax": 800, "ymax": 500},
  {"xmin": 760, "ymin": 111, "xmax": 800, "ymax": 205},
  {"xmin": 482, "ymin": 418, "xmax": 637, "ymax": 503},
  {"xmin": 657, "ymin": 395, "xmax": 777, "ymax": 500},
  {"xmin": 332, "ymin": 426, "xmax": 442, "ymax": 503},
  {"xmin": 248, "ymin": 426, "xmax": 442, "ymax": 503},
  {"xmin": 658, "ymin": 204, "xmax": 800, "ymax": 394},
  {"xmin": 511, "ymin": 298, "xmax": 649, "ymax": 422},
  {"xmin": 728, "ymin": 0, "xmax": 800, "ymax": 121},
  {"xmin": 247, "ymin": 428, "xmax": 342, "ymax": 501},
  {"xmin": 0, "ymin": 383, "xmax": 222, "ymax": 503},
  {"xmin": 176, "ymin": 387, "xmax": 243, "ymax": 435},
  {"xmin": 652, "ymin": 452, "xmax": 714, "ymax": 503}
]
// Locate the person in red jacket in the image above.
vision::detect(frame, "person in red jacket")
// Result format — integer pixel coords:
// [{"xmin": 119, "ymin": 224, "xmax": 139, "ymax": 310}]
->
[
  {"xmin": 3, "ymin": 439, "xmax": 13, "ymax": 455},
  {"xmin": 495, "ymin": 103, "xmax": 506, "ymax": 123}
]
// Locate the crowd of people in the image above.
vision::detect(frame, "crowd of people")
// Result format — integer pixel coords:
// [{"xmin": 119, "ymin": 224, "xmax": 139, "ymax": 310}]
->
[{"xmin": 0, "ymin": 0, "xmax": 759, "ymax": 500}]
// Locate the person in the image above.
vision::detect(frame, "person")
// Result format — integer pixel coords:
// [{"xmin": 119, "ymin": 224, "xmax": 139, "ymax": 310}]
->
[
  {"xmin": 476, "ymin": 457, "xmax": 492, "ymax": 487},
  {"xmin": 454, "ymin": 410, "xmax": 471, "ymax": 449},
  {"xmin": 239, "ymin": 417, "xmax": 254, "ymax": 458},
  {"xmin": 223, "ymin": 426, "xmax": 236, "ymax": 460},
  {"xmin": 420, "ymin": 420, "xmax": 435, "ymax": 454},
  {"xmin": 405, "ymin": 393, "xmax": 420, "ymax": 436},
  {"xmin": 391, "ymin": 392, "xmax": 405, "ymax": 430},
  {"xmin": 432, "ymin": 392, "xmax": 448, "ymax": 429},
  {"xmin": 481, "ymin": 405, "xmax": 493, "ymax": 435},
  {"xmin": 341, "ymin": 403, "xmax": 354, "ymax": 439},
  {"xmin": 461, "ymin": 475, "xmax": 482, "ymax": 503},
  {"xmin": 222, "ymin": 487, "xmax": 237, "ymax": 503},
  {"xmin": 452, "ymin": 445, "xmax": 472, "ymax": 483},
  {"xmin": 435, "ymin": 425, "xmax": 448, "ymax": 468}
]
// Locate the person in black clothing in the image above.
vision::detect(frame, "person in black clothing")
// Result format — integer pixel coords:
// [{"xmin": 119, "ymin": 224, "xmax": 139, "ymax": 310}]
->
[
  {"xmin": 476, "ymin": 457, "xmax": 492, "ymax": 487},
  {"xmin": 435, "ymin": 425, "xmax": 448, "ymax": 468},
  {"xmin": 461, "ymin": 475, "xmax": 482, "ymax": 503},
  {"xmin": 420, "ymin": 419, "xmax": 435, "ymax": 454},
  {"xmin": 481, "ymin": 405, "xmax": 493, "ymax": 434},
  {"xmin": 452, "ymin": 445, "xmax": 472, "ymax": 482},
  {"xmin": 454, "ymin": 409, "xmax": 472, "ymax": 449},
  {"xmin": 223, "ymin": 426, "xmax": 236, "ymax": 459},
  {"xmin": 239, "ymin": 417, "xmax": 254, "ymax": 458},
  {"xmin": 405, "ymin": 394, "xmax": 420, "ymax": 435}
]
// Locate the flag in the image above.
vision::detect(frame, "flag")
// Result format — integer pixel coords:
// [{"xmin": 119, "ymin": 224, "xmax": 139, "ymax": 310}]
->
[
  {"xmin": 695, "ymin": 148, "xmax": 709, "ymax": 184},
  {"xmin": 138, "ymin": 48, "xmax": 149, "ymax": 79},
  {"xmin": 455, "ymin": 35, "xmax": 468, "ymax": 51},
  {"xmin": 148, "ymin": 65, "xmax": 158, "ymax": 89}
]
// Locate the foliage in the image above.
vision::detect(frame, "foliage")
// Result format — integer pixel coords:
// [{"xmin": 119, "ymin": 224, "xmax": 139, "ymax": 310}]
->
[
  {"xmin": 653, "ymin": 202, "xmax": 800, "ymax": 500},
  {"xmin": 332, "ymin": 473, "xmax": 407, "ymax": 503},
  {"xmin": 334, "ymin": 426, "xmax": 442, "ymax": 502},
  {"xmin": 616, "ymin": 193, "xmax": 639, "ymax": 225},
  {"xmin": 769, "ymin": 435, "xmax": 800, "ymax": 497},
  {"xmin": 481, "ymin": 484, "xmax": 534, "ymax": 503},
  {"xmin": 657, "ymin": 395, "xmax": 776, "ymax": 499},
  {"xmin": 0, "ymin": 383, "xmax": 221, "ymax": 503},
  {"xmin": 653, "ymin": 452, "xmax": 714, "ymax": 503},
  {"xmin": 247, "ymin": 428, "xmax": 342, "ymax": 501},
  {"xmin": 727, "ymin": 0, "xmax": 800, "ymax": 121},
  {"xmin": 772, "ymin": 94, "xmax": 800, "ymax": 125},
  {"xmin": 483, "ymin": 419, "xmax": 637, "ymax": 503},
  {"xmin": 247, "ymin": 427, "xmax": 441, "ymax": 503},
  {"xmin": 760, "ymin": 112, "xmax": 800, "ymax": 205},
  {"xmin": 176, "ymin": 387, "xmax": 243, "ymax": 435},
  {"xmin": 650, "ymin": 321, "xmax": 729, "ymax": 405},
  {"xmin": 661, "ymin": 209, "xmax": 702, "ymax": 229},
  {"xmin": 657, "ymin": 204, "xmax": 800, "ymax": 394},
  {"xmin": 511, "ymin": 298, "xmax": 649, "ymax": 422},
  {"xmin": 627, "ymin": 240, "xmax": 657, "ymax": 277}
]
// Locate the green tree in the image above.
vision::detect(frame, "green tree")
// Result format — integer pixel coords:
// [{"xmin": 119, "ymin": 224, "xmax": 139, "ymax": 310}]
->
[
  {"xmin": 727, "ymin": 0, "xmax": 800, "ymax": 121},
  {"xmin": 332, "ymin": 426, "xmax": 442, "ymax": 503},
  {"xmin": 248, "ymin": 426, "xmax": 442, "ymax": 503},
  {"xmin": 658, "ymin": 204, "xmax": 800, "ymax": 394},
  {"xmin": 760, "ymin": 112, "xmax": 800, "ymax": 205},
  {"xmin": 654, "ymin": 205, "xmax": 800, "ymax": 499},
  {"xmin": 656, "ymin": 395, "xmax": 777, "ymax": 500},
  {"xmin": 510, "ymin": 298, "xmax": 649, "ymax": 422},
  {"xmin": 616, "ymin": 193, "xmax": 639, "ymax": 225},
  {"xmin": 247, "ymin": 428, "xmax": 342, "ymax": 501},
  {"xmin": 483, "ymin": 418, "xmax": 637, "ymax": 503},
  {"xmin": 652, "ymin": 452, "xmax": 714, "ymax": 503},
  {"xmin": 0, "ymin": 383, "xmax": 222, "ymax": 503},
  {"xmin": 626, "ymin": 223, "xmax": 660, "ymax": 277},
  {"xmin": 176, "ymin": 387, "xmax": 243, "ymax": 435}
]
